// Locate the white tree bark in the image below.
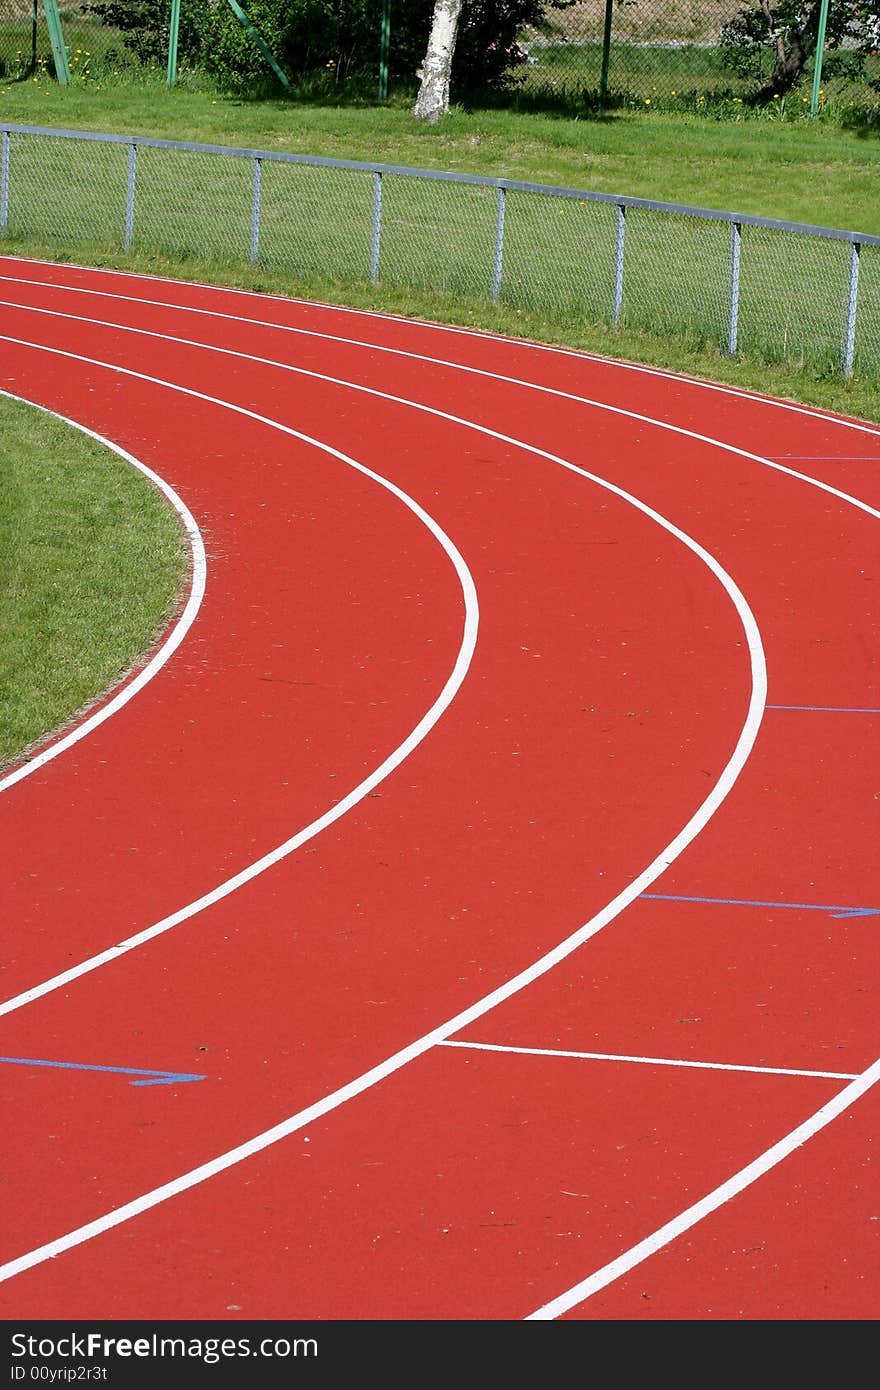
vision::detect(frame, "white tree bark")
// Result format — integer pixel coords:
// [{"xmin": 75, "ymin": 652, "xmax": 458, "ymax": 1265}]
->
[{"xmin": 412, "ymin": 0, "xmax": 464, "ymax": 123}]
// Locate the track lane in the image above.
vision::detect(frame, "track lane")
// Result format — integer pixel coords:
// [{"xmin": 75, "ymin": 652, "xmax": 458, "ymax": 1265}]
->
[
  {"xmin": 3, "ymin": 260, "xmax": 878, "ymax": 509},
  {"xmin": 3, "ymin": 262, "xmax": 873, "ymax": 1323},
  {"xmin": 0, "ymin": 345, "xmax": 474, "ymax": 992},
  {"xmin": 1, "ymin": 321, "xmax": 754, "ymax": 1259}
]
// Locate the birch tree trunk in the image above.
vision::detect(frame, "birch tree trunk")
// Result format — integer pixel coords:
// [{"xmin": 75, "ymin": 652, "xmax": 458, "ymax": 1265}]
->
[{"xmin": 412, "ymin": 0, "xmax": 464, "ymax": 122}]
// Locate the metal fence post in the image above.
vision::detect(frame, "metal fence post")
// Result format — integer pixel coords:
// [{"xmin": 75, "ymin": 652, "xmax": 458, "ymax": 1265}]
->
[
  {"xmin": 224, "ymin": 0, "xmax": 289, "ymax": 89},
  {"xmin": 492, "ymin": 186, "xmax": 506, "ymax": 303},
  {"xmin": 612, "ymin": 203, "xmax": 625, "ymax": 324},
  {"xmin": 3, "ymin": 123, "xmax": 878, "ymax": 381},
  {"xmin": 842, "ymin": 240, "xmax": 860, "ymax": 378},
  {"xmin": 727, "ymin": 221, "xmax": 741, "ymax": 357},
  {"xmin": 810, "ymin": 0, "xmax": 830, "ymax": 118},
  {"xmin": 1, "ymin": 132, "xmax": 9, "ymax": 232},
  {"xmin": 43, "ymin": 0, "xmax": 71, "ymax": 84},
  {"xmin": 378, "ymin": 0, "xmax": 391, "ymax": 101},
  {"xmin": 598, "ymin": 0, "xmax": 614, "ymax": 115},
  {"xmin": 167, "ymin": 0, "xmax": 181, "ymax": 86},
  {"xmin": 250, "ymin": 156, "xmax": 262, "ymax": 265},
  {"xmin": 124, "ymin": 142, "xmax": 137, "ymax": 252},
  {"xmin": 371, "ymin": 171, "xmax": 382, "ymax": 284}
]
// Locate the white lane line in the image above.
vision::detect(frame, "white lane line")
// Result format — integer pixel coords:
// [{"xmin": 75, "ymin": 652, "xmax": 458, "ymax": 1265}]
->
[
  {"xmin": 3, "ymin": 293, "xmax": 878, "ymax": 525},
  {"xmin": 0, "ymin": 335, "xmax": 479, "ymax": 1019},
  {"xmin": 0, "ymin": 329, "xmax": 768, "ymax": 1288},
  {"xmin": 3, "ymin": 270, "xmax": 877, "ymax": 1315},
  {"xmin": 438, "ymin": 1039, "xmax": 859, "ymax": 1081},
  {"xmin": 526, "ymin": 1055, "xmax": 880, "ymax": 1320},
  {"xmin": 3, "ymin": 260, "xmax": 879, "ymax": 439},
  {"xmin": 0, "ymin": 394, "xmax": 206, "ymax": 794}
]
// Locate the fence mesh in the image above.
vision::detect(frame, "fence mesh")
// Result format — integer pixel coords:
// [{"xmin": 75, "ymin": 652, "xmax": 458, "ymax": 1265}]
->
[
  {"xmin": 738, "ymin": 224, "xmax": 854, "ymax": 370},
  {"xmin": 521, "ymin": 0, "xmax": 749, "ymax": 101},
  {"xmin": 518, "ymin": 0, "xmax": 880, "ymax": 108},
  {"xmin": 0, "ymin": 2, "xmax": 141, "ymax": 83},
  {"xmin": 1, "ymin": 126, "xmax": 877, "ymax": 378},
  {"xmin": 2, "ymin": 3, "xmax": 879, "ymax": 110},
  {"xmin": 4, "ymin": 128, "xmax": 127, "ymax": 248},
  {"xmin": 859, "ymin": 244, "xmax": 880, "ymax": 372},
  {"xmin": 259, "ymin": 162, "xmax": 375, "ymax": 286},
  {"xmin": 381, "ymin": 175, "xmax": 498, "ymax": 298},
  {"xmin": 618, "ymin": 207, "xmax": 731, "ymax": 342},
  {"xmin": 502, "ymin": 192, "xmax": 618, "ymax": 320},
  {"xmin": 134, "ymin": 146, "xmax": 253, "ymax": 264}
]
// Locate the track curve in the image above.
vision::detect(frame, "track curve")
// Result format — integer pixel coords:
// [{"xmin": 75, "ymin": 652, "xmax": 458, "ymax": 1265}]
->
[{"xmin": 0, "ymin": 258, "xmax": 877, "ymax": 1321}]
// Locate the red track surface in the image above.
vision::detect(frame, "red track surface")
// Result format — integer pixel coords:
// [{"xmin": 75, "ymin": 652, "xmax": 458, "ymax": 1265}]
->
[{"xmin": 0, "ymin": 258, "xmax": 877, "ymax": 1321}]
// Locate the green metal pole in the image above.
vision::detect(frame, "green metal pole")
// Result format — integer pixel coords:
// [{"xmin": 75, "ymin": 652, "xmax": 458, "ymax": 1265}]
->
[
  {"xmin": 31, "ymin": 0, "xmax": 38, "ymax": 75},
  {"xmin": 378, "ymin": 0, "xmax": 391, "ymax": 101},
  {"xmin": 810, "ymin": 0, "xmax": 830, "ymax": 117},
  {"xmin": 166, "ymin": 0, "xmax": 181, "ymax": 86},
  {"xmin": 224, "ymin": 0, "xmax": 290, "ymax": 89},
  {"xmin": 598, "ymin": 0, "xmax": 614, "ymax": 115},
  {"xmin": 42, "ymin": 0, "xmax": 71, "ymax": 83}
]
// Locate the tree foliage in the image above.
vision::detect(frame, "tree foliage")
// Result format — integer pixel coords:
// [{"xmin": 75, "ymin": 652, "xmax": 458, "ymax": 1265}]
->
[
  {"xmin": 85, "ymin": 0, "xmax": 577, "ymax": 96},
  {"xmin": 84, "ymin": 0, "xmax": 211, "ymax": 67},
  {"xmin": 720, "ymin": 0, "xmax": 880, "ymax": 102},
  {"xmin": 447, "ymin": 1, "xmax": 577, "ymax": 96}
]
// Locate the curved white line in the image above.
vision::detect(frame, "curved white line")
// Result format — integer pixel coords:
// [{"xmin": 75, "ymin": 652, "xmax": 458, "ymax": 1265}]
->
[
  {"xmin": 1, "ymin": 297, "xmax": 874, "ymax": 1314},
  {"xmin": 0, "ymin": 638, "xmax": 768, "ymax": 1284},
  {"xmin": 3, "ymin": 295, "xmax": 879, "ymax": 526},
  {"xmin": 0, "ymin": 340, "xmax": 480, "ymax": 1020},
  {"xmin": 0, "ymin": 328, "xmax": 777, "ymax": 1004},
  {"xmin": 0, "ymin": 331, "xmax": 769, "ymax": 1289},
  {"xmin": 0, "ymin": 392, "xmax": 207, "ymax": 793},
  {"xmin": 3, "ymin": 257, "xmax": 879, "ymax": 436}
]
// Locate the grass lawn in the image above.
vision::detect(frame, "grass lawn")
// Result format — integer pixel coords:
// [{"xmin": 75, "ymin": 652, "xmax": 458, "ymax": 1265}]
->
[{"xmin": 0, "ymin": 395, "xmax": 187, "ymax": 768}]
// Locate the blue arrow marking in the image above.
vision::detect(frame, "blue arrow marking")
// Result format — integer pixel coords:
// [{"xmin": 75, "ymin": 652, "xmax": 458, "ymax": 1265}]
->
[
  {"xmin": 640, "ymin": 894, "xmax": 879, "ymax": 920},
  {"xmin": 0, "ymin": 1055, "xmax": 206, "ymax": 1086}
]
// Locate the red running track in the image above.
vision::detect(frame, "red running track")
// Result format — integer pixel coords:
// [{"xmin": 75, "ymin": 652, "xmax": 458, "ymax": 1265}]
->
[{"xmin": 0, "ymin": 257, "xmax": 878, "ymax": 1321}]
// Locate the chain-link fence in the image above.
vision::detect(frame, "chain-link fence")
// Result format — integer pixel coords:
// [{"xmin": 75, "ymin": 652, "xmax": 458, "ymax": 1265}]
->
[
  {"xmin": 2, "ymin": 3, "xmax": 879, "ymax": 113},
  {"xmin": 517, "ymin": 0, "xmax": 880, "ymax": 109},
  {"xmin": 521, "ymin": 0, "xmax": 750, "ymax": 103},
  {"xmin": 1, "ymin": 122, "xmax": 877, "ymax": 377},
  {"xmin": 0, "ymin": 2, "xmax": 145, "ymax": 83}
]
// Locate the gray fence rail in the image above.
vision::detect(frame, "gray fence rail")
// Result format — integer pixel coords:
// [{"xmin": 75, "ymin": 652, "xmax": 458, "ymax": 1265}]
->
[{"xmin": 1, "ymin": 121, "xmax": 878, "ymax": 377}]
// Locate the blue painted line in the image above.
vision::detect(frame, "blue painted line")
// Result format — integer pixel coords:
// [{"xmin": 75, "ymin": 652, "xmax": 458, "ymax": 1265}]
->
[
  {"xmin": 0, "ymin": 1055, "xmax": 206, "ymax": 1086},
  {"xmin": 640, "ymin": 894, "xmax": 879, "ymax": 920},
  {"xmin": 766, "ymin": 704, "xmax": 880, "ymax": 713}
]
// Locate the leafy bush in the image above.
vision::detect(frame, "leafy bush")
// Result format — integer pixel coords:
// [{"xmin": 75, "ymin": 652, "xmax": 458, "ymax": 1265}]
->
[
  {"xmin": 719, "ymin": 0, "xmax": 880, "ymax": 100},
  {"xmin": 84, "ymin": 0, "xmax": 213, "ymax": 67},
  {"xmin": 86, "ymin": 0, "xmax": 577, "ymax": 97}
]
